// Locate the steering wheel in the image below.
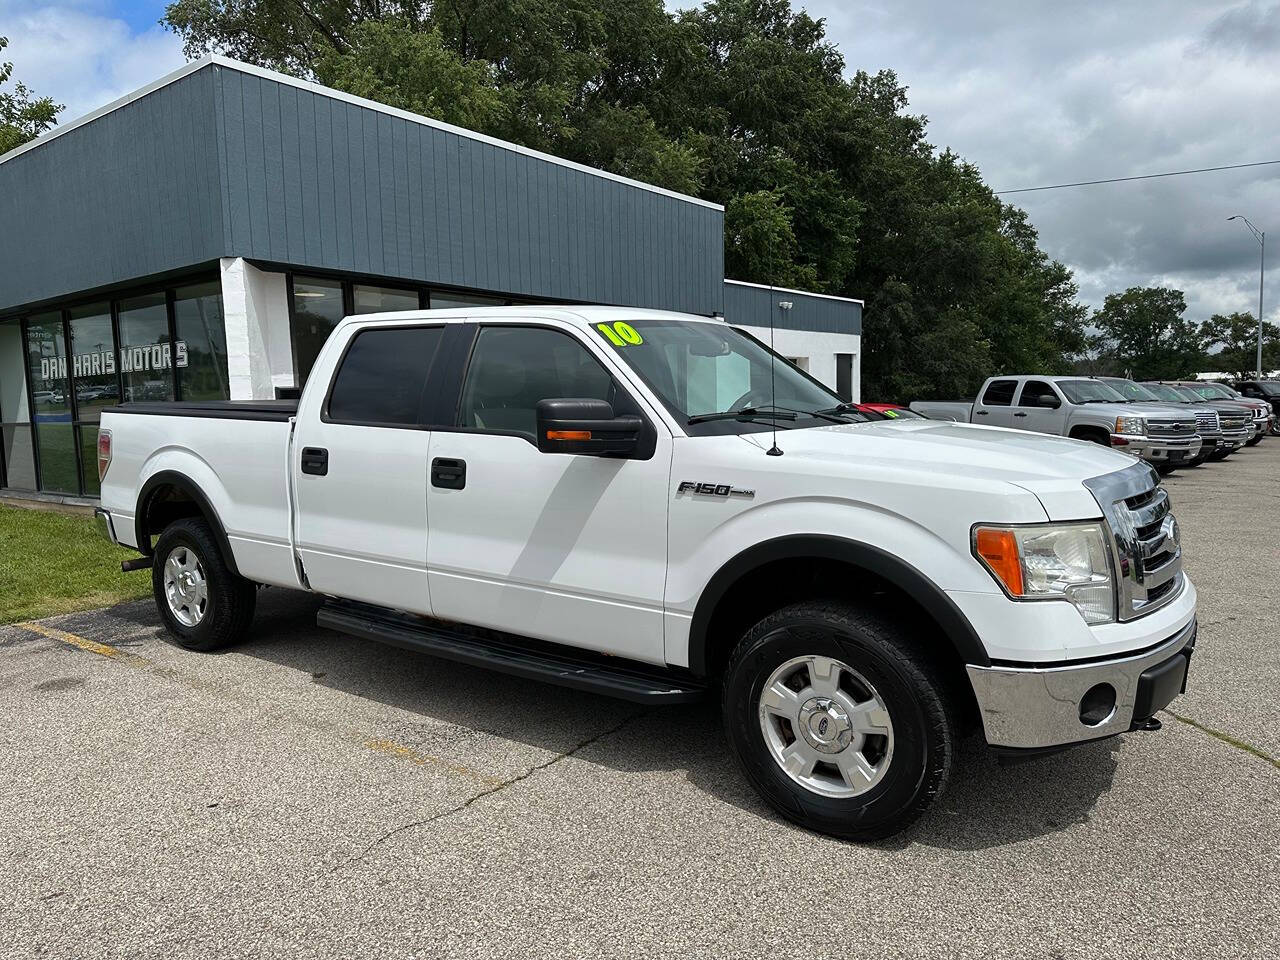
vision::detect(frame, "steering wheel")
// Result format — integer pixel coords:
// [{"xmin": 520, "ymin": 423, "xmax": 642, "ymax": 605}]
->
[{"xmin": 729, "ymin": 388, "xmax": 773, "ymax": 412}]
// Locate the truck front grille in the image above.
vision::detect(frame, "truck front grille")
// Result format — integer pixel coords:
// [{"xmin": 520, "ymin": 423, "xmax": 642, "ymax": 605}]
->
[
  {"xmin": 1146, "ymin": 419, "xmax": 1198, "ymax": 440},
  {"xmin": 1085, "ymin": 463, "xmax": 1184, "ymax": 621},
  {"xmin": 1194, "ymin": 409, "xmax": 1220, "ymax": 435}
]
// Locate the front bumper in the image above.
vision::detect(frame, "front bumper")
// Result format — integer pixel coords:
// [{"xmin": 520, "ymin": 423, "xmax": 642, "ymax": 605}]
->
[
  {"xmin": 94, "ymin": 507, "xmax": 119, "ymax": 545},
  {"xmin": 966, "ymin": 618, "xmax": 1196, "ymax": 749},
  {"xmin": 1111, "ymin": 434, "xmax": 1200, "ymax": 463}
]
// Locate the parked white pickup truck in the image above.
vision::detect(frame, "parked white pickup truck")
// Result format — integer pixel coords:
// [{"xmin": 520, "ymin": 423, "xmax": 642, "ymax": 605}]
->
[
  {"xmin": 94, "ymin": 307, "xmax": 1197, "ymax": 839},
  {"xmin": 912, "ymin": 375, "xmax": 1202, "ymax": 472}
]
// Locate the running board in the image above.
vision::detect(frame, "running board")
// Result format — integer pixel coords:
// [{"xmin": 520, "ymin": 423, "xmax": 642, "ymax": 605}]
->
[{"xmin": 316, "ymin": 600, "xmax": 706, "ymax": 704}]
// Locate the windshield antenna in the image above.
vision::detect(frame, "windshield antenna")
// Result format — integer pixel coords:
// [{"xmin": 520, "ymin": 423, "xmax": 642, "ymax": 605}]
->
[{"xmin": 767, "ymin": 299, "xmax": 792, "ymax": 456}]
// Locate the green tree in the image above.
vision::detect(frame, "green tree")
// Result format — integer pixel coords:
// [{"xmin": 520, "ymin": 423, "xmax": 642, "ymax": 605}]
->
[
  {"xmin": 1091, "ymin": 287, "xmax": 1206, "ymax": 380},
  {"xmin": 163, "ymin": 0, "xmax": 1088, "ymax": 402},
  {"xmin": 0, "ymin": 37, "xmax": 63, "ymax": 156},
  {"xmin": 1198, "ymin": 311, "xmax": 1280, "ymax": 377}
]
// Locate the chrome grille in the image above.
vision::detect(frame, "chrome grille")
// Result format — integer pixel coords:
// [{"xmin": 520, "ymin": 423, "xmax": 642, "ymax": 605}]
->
[
  {"xmin": 1084, "ymin": 462, "xmax": 1184, "ymax": 621},
  {"xmin": 1218, "ymin": 409, "xmax": 1251, "ymax": 440},
  {"xmin": 1146, "ymin": 419, "xmax": 1197, "ymax": 439},
  {"xmin": 1194, "ymin": 410, "xmax": 1220, "ymax": 435}
]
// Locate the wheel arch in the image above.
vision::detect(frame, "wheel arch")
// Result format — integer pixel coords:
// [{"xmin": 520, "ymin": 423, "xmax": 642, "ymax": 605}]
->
[
  {"xmin": 686, "ymin": 535, "xmax": 991, "ymax": 679},
  {"xmin": 135, "ymin": 470, "xmax": 241, "ymax": 577}
]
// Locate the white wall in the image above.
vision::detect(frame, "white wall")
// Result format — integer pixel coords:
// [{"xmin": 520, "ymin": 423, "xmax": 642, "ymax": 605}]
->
[
  {"xmin": 737, "ymin": 326, "xmax": 861, "ymax": 402},
  {"xmin": 220, "ymin": 257, "xmax": 294, "ymax": 400},
  {"xmin": 0, "ymin": 320, "xmax": 37, "ymax": 488}
]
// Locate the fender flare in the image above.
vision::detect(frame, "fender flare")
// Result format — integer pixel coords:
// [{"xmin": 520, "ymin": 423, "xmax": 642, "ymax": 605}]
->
[
  {"xmin": 686, "ymin": 534, "xmax": 991, "ymax": 675},
  {"xmin": 135, "ymin": 470, "xmax": 241, "ymax": 577}
]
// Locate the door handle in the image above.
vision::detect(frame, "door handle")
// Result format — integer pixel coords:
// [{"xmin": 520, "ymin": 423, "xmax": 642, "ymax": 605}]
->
[
  {"xmin": 300, "ymin": 447, "xmax": 329, "ymax": 476},
  {"xmin": 975, "ymin": 410, "xmax": 989, "ymax": 416},
  {"xmin": 432, "ymin": 457, "xmax": 466, "ymax": 489},
  {"xmin": 1013, "ymin": 412, "xmax": 1028, "ymax": 418}
]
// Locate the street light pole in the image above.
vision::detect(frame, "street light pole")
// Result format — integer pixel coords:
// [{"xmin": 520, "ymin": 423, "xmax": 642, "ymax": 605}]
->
[{"xmin": 1228, "ymin": 215, "xmax": 1266, "ymax": 377}]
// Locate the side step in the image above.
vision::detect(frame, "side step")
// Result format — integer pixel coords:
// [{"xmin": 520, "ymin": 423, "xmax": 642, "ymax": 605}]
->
[{"xmin": 316, "ymin": 600, "xmax": 706, "ymax": 704}]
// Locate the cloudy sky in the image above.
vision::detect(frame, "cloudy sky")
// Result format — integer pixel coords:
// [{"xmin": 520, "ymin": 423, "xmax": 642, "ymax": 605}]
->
[{"xmin": 3, "ymin": 0, "xmax": 1277, "ymax": 325}]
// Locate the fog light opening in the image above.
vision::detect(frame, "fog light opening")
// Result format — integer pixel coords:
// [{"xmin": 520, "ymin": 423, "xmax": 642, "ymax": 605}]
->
[{"xmin": 1079, "ymin": 683, "xmax": 1117, "ymax": 726}]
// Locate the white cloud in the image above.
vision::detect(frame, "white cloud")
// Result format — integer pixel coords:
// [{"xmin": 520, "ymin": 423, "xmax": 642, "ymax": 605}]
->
[
  {"xmin": 1, "ymin": 1, "xmax": 186, "ymax": 123},
  {"xmin": 807, "ymin": 0, "xmax": 1280, "ymax": 324}
]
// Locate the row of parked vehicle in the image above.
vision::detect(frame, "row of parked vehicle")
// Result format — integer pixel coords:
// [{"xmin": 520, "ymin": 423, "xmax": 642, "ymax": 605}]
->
[{"xmin": 908, "ymin": 375, "xmax": 1275, "ymax": 473}]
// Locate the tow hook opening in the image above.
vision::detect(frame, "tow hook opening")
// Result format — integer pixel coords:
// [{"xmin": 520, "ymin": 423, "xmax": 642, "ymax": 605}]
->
[{"xmin": 1079, "ymin": 683, "xmax": 1117, "ymax": 726}]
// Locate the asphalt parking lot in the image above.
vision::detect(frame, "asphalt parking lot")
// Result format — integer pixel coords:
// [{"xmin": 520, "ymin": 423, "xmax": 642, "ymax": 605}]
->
[{"xmin": 2, "ymin": 444, "xmax": 1278, "ymax": 959}]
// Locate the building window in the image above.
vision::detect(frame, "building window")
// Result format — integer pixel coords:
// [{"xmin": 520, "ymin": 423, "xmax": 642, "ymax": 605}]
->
[
  {"xmin": 117, "ymin": 293, "xmax": 174, "ymax": 403},
  {"xmin": 291, "ymin": 276, "xmax": 345, "ymax": 385},
  {"xmin": 429, "ymin": 291, "xmax": 507, "ymax": 309},
  {"xmin": 352, "ymin": 284, "xmax": 420, "ymax": 315},
  {"xmin": 836, "ymin": 353, "xmax": 854, "ymax": 402},
  {"xmin": 67, "ymin": 302, "xmax": 118, "ymax": 496},
  {"xmin": 1, "ymin": 318, "xmax": 36, "ymax": 490},
  {"xmin": 24, "ymin": 311, "xmax": 79, "ymax": 494},
  {"xmin": 173, "ymin": 282, "xmax": 230, "ymax": 401}
]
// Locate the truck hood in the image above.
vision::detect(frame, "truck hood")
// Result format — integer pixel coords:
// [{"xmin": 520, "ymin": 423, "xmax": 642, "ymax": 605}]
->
[{"xmin": 742, "ymin": 419, "xmax": 1132, "ymax": 520}]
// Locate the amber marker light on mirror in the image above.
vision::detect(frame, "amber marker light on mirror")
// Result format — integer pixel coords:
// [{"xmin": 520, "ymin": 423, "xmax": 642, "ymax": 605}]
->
[
  {"xmin": 547, "ymin": 430, "xmax": 592, "ymax": 441},
  {"xmin": 974, "ymin": 527, "xmax": 1024, "ymax": 596}
]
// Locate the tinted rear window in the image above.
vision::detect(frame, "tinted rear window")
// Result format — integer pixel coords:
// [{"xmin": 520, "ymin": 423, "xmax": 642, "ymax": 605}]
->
[
  {"xmin": 981, "ymin": 379, "xmax": 1018, "ymax": 406},
  {"xmin": 327, "ymin": 326, "xmax": 445, "ymax": 425}
]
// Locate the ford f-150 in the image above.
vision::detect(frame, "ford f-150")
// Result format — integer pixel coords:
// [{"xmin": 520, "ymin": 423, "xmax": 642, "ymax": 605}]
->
[{"xmin": 93, "ymin": 307, "xmax": 1198, "ymax": 839}]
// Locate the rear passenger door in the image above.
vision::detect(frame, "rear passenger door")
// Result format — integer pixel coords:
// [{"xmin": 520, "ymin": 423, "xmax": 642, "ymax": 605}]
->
[
  {"xmin": 974, "ymin": 378, "xmax": 1018, "ymax": 427},
  {"xmin": 292, "ymin": 323, "xmax": 445, "ymax": 615},
  {"xmin": 1013, "ymin": 379, "xmax": 1067, "ymax": 435}
]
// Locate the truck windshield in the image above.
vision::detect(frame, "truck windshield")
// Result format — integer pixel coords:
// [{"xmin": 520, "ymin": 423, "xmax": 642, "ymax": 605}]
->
[
  {"xmin": 1100, "ymin": 378, "xmax": 1162, "ymax": 402},
  {"xmin": 1142, "ymin": 382, "xmax": 1191, "ymax": 403},
  {"xmin": 592, "ymin": 319, "xmax": 869, "ymax": 431},
  {"xmin": 1056, "ymin": 379, "xmax": 1128, "ymax": 404},
  {"xmin": 1190, "ymin": 382, "xmax": 1237, "ymax": 399}
]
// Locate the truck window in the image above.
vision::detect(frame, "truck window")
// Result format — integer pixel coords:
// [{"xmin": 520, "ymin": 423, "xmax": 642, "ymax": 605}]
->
[
  {"xmin": 1017, "ymin": 380, "xmax": 1057, "ymax": 407},
  {"xmin": 458, "ymin": 326, "xmax": 622, "ymax": 440},
  {"xmin": 980, "ymin": 379, "xmax": 1017, "ymax": 406},
  {"xmin": 326, "ymin": 326, "xmax": 445, "ymax": 426}
]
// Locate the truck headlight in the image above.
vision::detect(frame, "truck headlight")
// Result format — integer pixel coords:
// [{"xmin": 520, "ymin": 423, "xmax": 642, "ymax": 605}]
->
[
  {"xmin": 1114, "ymin": 415, "xmax": 1146, "ymax": 436},
  {"xmin": 973, "ymin": 523, "xmax": 1115, "ymax": 624}
]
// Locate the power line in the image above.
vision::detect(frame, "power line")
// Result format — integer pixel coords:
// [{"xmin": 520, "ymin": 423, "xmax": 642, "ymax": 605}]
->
[{"xmin": 995, "ymin": 159, "xmax": 1280, "ymax": 195}]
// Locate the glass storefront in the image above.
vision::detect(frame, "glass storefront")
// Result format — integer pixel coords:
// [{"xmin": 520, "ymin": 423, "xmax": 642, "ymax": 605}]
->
[
  {"xmin": 352, "ymin": 284, "xmax": 420, "ymax": 315},
  {"xmin": 292, "ymin": 276, "xmax": 345, "ymax": 385},
  {"xmin": 4, "ymin": 275, "xmax": 228, "ymax": 497}
]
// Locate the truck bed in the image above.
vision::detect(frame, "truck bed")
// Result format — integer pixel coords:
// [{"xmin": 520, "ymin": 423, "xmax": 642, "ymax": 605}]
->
[
  {"xmin": 910, "ymin": 400, "xmax": 974, "ymax": 422},
  {"xmin": 102, "ymin": 400, "xmax": 299, "ymax": 422}
]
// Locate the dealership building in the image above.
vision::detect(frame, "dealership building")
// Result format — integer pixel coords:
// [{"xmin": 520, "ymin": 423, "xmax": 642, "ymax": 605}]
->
[{"xmin": 0, "ymin": 56, "xmax": 862, "ymax": 500}]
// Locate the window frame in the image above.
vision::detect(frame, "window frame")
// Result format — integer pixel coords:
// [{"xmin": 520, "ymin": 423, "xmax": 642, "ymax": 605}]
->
[
  {"xmin": 320, "ymin": 323, "xmax": 450, "ymax": 430},
  {"xmin": 444, "ymin": 321, "xmax": 657, "ymax": 455},
  {"xmin": 1015, "ymin": 379, "xmax": 1060, "ymax": 408},
  {"xmin": 980, "ymin": 379, "xmax": 1019, "ymax": 407}
]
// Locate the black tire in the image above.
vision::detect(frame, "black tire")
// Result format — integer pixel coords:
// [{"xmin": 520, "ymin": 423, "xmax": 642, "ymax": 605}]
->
[
  {"xmin": 1207, "ymin": 449, "xmax": 1231, "ymax": 461},
  {"xmin": 1183, "ymin": 454, "xmax": 1206, "ymax": 468},
  {"xmin": 151, "ymin": 517, "xmax": 256, "ymax": 652},
  {"xmin": 1245, "ymin": 434, "xmax": 1262, "ymax": 447},
  {"xmin": 721, "ymin": 600, "xmax": 956, "ymax": 841},
  {"xmin": 1155, "ymin": 463, "xmax": 1176, "ymax": 475}
]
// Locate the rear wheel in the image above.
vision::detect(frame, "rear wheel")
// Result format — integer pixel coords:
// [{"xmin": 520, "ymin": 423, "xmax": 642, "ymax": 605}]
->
[
  {"xmin": 152, "ymin": 518, "xmax": 256, "ymax": 651},
  {"xmin": 721, "ymin": 601, "xmax": 956, "ymax": 841}
]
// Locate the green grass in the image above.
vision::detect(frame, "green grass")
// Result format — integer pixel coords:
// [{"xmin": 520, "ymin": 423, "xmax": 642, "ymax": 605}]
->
[{"xmin": 0, "ymin": 504, "xmax": 151, "ymax": 624}]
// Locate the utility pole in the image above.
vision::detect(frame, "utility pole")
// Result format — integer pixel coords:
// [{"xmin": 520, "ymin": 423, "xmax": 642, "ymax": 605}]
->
[{"xmin": 1228, "ymin": 216, "xmax": 1266, "ymax": 377}]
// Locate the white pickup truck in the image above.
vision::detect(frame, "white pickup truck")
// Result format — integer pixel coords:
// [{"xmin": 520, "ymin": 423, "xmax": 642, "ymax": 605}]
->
[{"xmin": 94, "ymin": 306, "xmax": 1197, "ymax": 839}]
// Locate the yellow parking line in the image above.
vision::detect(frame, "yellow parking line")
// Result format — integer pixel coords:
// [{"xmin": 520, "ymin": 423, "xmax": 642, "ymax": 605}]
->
[
  {"xmin": 16, "ymin": 621, "xmax": 152, "ymax": 667},
  {"xmin": 17, "ymin": 620, "xmax": 502, "ymax": 786}
]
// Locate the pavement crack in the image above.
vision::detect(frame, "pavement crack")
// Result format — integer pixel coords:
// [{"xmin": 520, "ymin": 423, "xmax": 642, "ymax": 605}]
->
[
  {"xmin": 1162, "ymin": 709, "xmax": 1280, "ymax": 770},
  {"xmin": 331, "ymin": 709, "xmax": 647, "ymax": 873}
]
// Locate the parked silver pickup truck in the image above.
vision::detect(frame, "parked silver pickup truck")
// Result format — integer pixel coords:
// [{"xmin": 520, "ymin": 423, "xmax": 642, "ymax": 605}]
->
[{"xmin": 912, "ymin": 376, "xmax": 1201, "ymax": 471}]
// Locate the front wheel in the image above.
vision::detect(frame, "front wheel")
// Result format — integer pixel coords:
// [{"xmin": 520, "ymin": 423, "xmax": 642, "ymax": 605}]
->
[
  {"xmin": 721, "ymin": 601, "xmax": 956, "ymax": 841},
  {"xmin": 1245, "ymin": 434, "xmax": 1263, "ymax": 447},
  {"xmin": 152, "ymin": 517, "xmax": 257, "ymax": 651}
]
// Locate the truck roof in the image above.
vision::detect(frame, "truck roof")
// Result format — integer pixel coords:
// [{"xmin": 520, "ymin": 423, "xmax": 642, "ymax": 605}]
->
[{"xmin": 333, "ymin": 304, "xmax": 726, "ymax": 334}]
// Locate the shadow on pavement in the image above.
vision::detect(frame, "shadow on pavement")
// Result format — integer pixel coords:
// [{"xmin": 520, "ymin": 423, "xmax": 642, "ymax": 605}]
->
[{"xmin": 104, "ymin": 587, "xmax": 1119, "ymax": 852}]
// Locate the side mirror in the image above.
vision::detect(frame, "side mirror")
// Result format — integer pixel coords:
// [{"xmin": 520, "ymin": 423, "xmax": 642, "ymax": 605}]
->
[
  {"xmin": 535, "ymin": 398, "xmax": 642, "ymax": 457},
  {"xmin": 1037, "ymin": 395, "xmax": 1062, "ymax": 409}
]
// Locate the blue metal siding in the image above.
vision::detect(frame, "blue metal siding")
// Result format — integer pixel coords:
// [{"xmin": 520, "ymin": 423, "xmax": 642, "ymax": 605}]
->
[
  {"xmin": 0, "ymin": 68, "xmax": 225, "ymax": 313},
  {"xmin": 0, "ymin": 60, "xmax": 723, "ymax": 317},
  {"xmin": 722, "ymin": 281, "xmax": 861, "ymax": 335}
]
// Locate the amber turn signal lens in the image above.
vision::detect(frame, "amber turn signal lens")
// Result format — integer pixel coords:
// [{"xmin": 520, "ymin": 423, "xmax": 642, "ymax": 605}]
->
[
  {"xmin": 546, "ymin": 430, "xmax": 592, "ymax": 441},
  {"xmin": 974, "ymin": 527, "xmax": 1024, "ymax": 596}
]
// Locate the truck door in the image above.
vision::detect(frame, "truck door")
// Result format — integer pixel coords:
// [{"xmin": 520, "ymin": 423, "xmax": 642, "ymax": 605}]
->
[
  {"xmin": 291, "ymin": 323, "xmax": 445, "ymax": 615},
  {"xmin": 424, "ymin": 322, "xmax": 671, "ymax": 665},
  {"xmin": 974, "ymin": 379, "xmax": 1018, "ymax": 427},
  {"xmin": 1013, "ymin": 379, "xmax": 1067, "ymax": 435}
]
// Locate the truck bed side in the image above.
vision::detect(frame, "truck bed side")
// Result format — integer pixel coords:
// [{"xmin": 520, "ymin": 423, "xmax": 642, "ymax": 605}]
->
[
  {"xmin": 910, "ymin": 401, "xmax": 974, "ymax": 422},
  {"xmin": 98, "ymin": 403, "xmax": 302, "ymax": 590}
]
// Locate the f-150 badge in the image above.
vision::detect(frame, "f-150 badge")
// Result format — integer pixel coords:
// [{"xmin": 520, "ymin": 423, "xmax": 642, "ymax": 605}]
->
[{"xmin": 677, "ymin": 481, "xmax": 755, "ymax": 499}]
